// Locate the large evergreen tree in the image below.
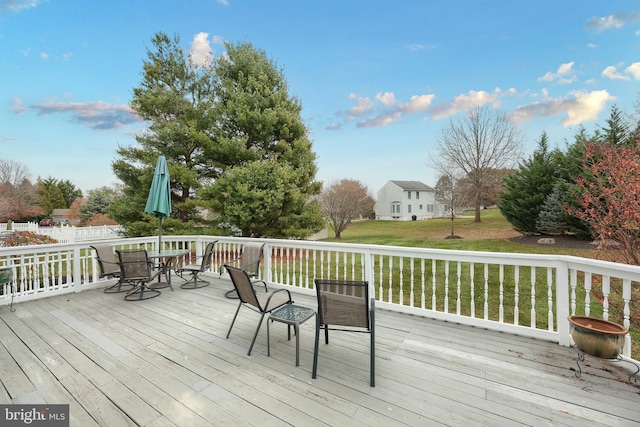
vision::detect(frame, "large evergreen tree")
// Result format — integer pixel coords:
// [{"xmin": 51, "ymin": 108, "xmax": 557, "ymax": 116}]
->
[
  {"xmin": 111, "ymin": 33, "xmax": 323, "ymax": 238},
  {"xmin": 111, "ymin": 32, "xmax": 216, "ymax": 234},
  {"xmin": 201, "ymin": 42, "xmax": 323, "ymax": 238},
  {"xmin": 499, "ymin": 132, "xmax": 558, "ymax": 234}
]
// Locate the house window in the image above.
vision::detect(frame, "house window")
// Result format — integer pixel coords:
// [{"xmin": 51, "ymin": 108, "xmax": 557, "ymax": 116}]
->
[
  {"xmin": 427, "ymin": 204, "xmax": 434, "ymax": 213},
  {"xmin": 392, "ymin": 203, "xmax": 401, "ymax": 214},
  {"xmin": 407, "ymin": 191, "xmax": 411, "ymax": 200},
  {"xmin": 408, "ymin": 205, "xmax": 412, "ymax": 213},
  {"xmin": 419, "ymin": 204, "xmax": 423, "ymax": 210},
  {"xmin": 416, "ymin": 192, "xmax": 420, "ymax": 199}
]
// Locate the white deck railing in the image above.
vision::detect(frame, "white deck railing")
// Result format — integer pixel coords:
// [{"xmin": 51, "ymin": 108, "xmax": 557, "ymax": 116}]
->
[
  {"xmin": 0, "ymin": 235, "xmax": 637, "ymax": 360},
  {"xmin": 0, "ymin": 223, "xmax": 124, "ymax": 243}
]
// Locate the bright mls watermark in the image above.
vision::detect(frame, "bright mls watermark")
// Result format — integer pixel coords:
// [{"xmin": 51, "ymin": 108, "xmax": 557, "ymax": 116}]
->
[{"xmin": 0, "ymin": 405, "xmax": 69, "ymax": 426}]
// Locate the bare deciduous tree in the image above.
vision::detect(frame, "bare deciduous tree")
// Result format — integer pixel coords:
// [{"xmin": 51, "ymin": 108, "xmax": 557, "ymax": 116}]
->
[
  {"xmin": 0, "ymin": 159, "xmax": 31, "ymax": 187},
  {"xmin": 0, "ymin": 159, "xmax": 45, "ymax": 221},
  {"xmin": 319, "ymin": 179, "xmax": 375, "ymax": 239},
  {"xmin": 435, "ymin": 106, "xmax": 523, "ymax": 222},
  {"xmin": 434, "ymin": 169, "xmax": 469, "ymax": 238}
]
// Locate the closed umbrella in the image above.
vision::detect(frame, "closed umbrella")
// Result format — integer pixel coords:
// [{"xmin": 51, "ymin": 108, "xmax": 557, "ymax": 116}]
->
[{"xmin": 145, "ymin": 155, "xmax": 172, "ymax": 252}]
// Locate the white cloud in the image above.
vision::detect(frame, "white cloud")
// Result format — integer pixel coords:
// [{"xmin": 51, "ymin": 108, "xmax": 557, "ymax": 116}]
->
[
  {"xmin": 216, "ymin": 0, "xmax": 229, "ymax": 5},
  {"xmin": 375, "ymin": 92, "xmax": 397, "ymax": 106},
  {"xmin": 538, "ymin": 61, "xmax": 576, "ymax": 84},
  {"xmin": 357, "ymin": 111, "xmax": 401, "ymax": 128},
  {"xmin": 347, "ymin": 97, "xmax": 375, "ymax": 119},
  {"xmin": 1, "ymin": 0, "xmax": 43, "ymax": 13},
  {"xmin": 24, "ymin": 99, "xmax": 142, "ymax": 130},
  {"xmin": 190, "ymin": 32, "xmax": 212, "ymax": 67},
  {"xmin": 400, "ymin": 94, "xmax": 435, "ymax": 113},
  {"xmin": 601, "ymin": 65, "xmax": 630, "ymax": 80},
  {"xmin": 212, "ymin": 35, "xmax": 226, "ymax": 45},
  {"xmin": 39, "ymin": 52, "xmax": 48, "ymax": 60},
  {"xmin": 585, "ymin": 12, "xmax": 640, "ymax": 32},
  {"xmin": 510, "ymin": 90, "xmax": 615, "ymax": 127},
  {"xmin": 564, "ymin": 90, "xmax": 615, "ymax": 125},
  {"xmin": 11, "ymin": 97, "xmax": 28, "ymax": 114},
  {"xmin": 625, "ymin": 62, "xmax": 640, "ymax": 79},
  {"xmin": 585, "ymin": 15, "xmax": 624, "ymax": 32},
  {"xmin": 431, "ymin": 90, "xmax": 498, "ymax": 119}
]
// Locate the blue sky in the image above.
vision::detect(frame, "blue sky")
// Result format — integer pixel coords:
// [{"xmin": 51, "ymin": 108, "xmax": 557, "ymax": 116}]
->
[{"xmin": 1, "ymin": 1, "xmax": 639, "ymax": 195}]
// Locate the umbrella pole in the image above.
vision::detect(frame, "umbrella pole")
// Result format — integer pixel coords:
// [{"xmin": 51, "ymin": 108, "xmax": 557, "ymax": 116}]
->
[{"xmin": 158, "ymin": 217, "xmax": 163, "ymax": 253}]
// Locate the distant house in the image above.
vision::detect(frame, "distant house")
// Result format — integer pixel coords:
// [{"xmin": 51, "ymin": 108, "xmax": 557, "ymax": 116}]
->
[
  {"xmin": 51, "ymin": 209, "xmax": 77, "ymax": 225},
  {"xmin": 375, "ymin": 180, "xmax": 441, "ymax": 221}
]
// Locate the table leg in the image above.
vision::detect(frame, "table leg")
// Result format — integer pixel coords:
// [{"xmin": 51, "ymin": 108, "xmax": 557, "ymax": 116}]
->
[
  {"xmin": 165, "ymin": 258, "xmax": 174, "ymax": 291},
  {"xmin": 295, "ymin": 324, "xmax": 300, "ymax": 366},
  {"xmin": 267, "ymin": 319, "xmax": 271, "ymax": 357}
]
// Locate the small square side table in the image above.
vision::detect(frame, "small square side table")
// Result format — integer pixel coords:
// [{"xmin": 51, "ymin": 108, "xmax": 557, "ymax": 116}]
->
[{"xmin": 267, "ymin": 304, "xmax": 316, "ymax": 366}]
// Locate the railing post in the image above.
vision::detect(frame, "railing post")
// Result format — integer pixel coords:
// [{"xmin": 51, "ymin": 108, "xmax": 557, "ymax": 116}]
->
[
  {"xmin": 263, "ymin": 242, "xmax": 272, "ymax": 283},
  {"xmin": 73, "ymin": 246, "xmax": 82, "ymax": 293},
  {"xmin": 555, "ymin": 261, "xmax": 570, "ymax": 346},
  {"xmin": 363, "ymin": 248, "xmax": 374, "ymax": 298}
]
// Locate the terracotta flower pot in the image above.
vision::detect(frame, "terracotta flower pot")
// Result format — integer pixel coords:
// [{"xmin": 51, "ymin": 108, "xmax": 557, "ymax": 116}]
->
[{"xmin": 568, "ymin": 315, "xmax": 627, "ymax": 359}]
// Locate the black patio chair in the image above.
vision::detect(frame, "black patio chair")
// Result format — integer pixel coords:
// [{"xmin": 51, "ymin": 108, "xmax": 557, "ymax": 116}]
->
[
  {"xmin": 224, "ymin": 265, "xmax": 292, "ymax": 356},
  {"xmin": 176, "ymin": 240, "xmax": 218, "ymax": 289},
  {"xmin": 220, "ymin": 242, "xmax": 267, "ymax": 298},
  {"xmin": 91, "ymin": 244, "xmax": 134, "ymax": 293},
  {"xmin": 312, "ymin": 279, "xmax": 375, "ymax": 387},
  {"xmin": 116, "ymin": 249, "xmax": 162, "ymax": 301}
]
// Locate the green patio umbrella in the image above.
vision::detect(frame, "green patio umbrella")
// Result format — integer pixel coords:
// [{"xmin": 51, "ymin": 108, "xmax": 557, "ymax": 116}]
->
[{"xmin": 145, "ymin": 155, "xmax": 172, "ymax": 252}]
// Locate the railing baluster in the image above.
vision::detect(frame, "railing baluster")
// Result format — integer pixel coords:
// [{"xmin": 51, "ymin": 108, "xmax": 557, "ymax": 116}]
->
[
  {"xmin": 483, "ymin": 263, "xmax": 489, "ymax": 320},
  {"xmin": 398, "ymin": 256, "xmax": 404, "ymax": 306},
  {"xmin": 499, "ymin": 264, "xmax": 504, "ymax": 323},
  {"xmin": 602, "ymin": 275, "xmax": 610, "ymax": 320},
  {"xmin": 470, "ymin": 262, "xmax": 475, "ymax": 318},
  {"xmin": 531, "ymin": 267, "xmax": 536, "ymax": 327},
  {"xmin": 409, "ymin": 257, "xmax": 415, "ymax": 307},
  {"xmin": 431, "ymin": 259, "xmax": 437, "ymax": 311},
  {"xmin": 547, "ymin": 268, "xmax": 554, "ymax": 331},
  {"xmin": 514, "ymin": 266, "xmax": 520, "ymax": 326},
  {"xmin": 456, "ymin": 261, "xmax": 461, "ymax": 315},
  {"xmin": 420, "ymin": 258, "xmax": 425, "ymax": 309},
  {"xmin": 444, "ymin": 260, "xmax": 450, "ymax": 314}
]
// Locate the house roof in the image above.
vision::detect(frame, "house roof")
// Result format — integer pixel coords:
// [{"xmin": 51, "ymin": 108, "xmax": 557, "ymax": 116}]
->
[{"xmin": 389, "ymin": 180, "xmax": 434, "ymax": 191}]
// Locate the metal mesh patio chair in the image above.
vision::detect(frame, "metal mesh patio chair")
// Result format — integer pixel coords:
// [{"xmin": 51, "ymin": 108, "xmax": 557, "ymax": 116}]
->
[
  {"xmin": 220, "ymin": 242, "xmax": 267, "ymax": 298},
  {"xmin": 91, "ymin": 244, "xmax": 133, "ymax": 293},
  {"xmin": 224, "ymin": 265, "xmax": 293, "ymax": 356},
  {"xmin": 312, "ymin": 279, "xmax": 375, "ymax": 387},
  {"xmin": 116, "ymin": 249, "xmax": 162, "ymax": 301},
  {"xmin": 176, "ymin": 240, "xmax": 218, "ymax": 289}
]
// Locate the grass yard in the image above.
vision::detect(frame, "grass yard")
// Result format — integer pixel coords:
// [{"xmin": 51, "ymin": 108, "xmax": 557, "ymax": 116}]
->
[{"xmin": 320, "ymin": 208, "xmax": 639, "ymax": 359}]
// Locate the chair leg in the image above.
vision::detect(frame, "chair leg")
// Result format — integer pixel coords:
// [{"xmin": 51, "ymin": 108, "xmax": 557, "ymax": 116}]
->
[
  {"xmin": 180, "ymin": 272, "xmax": 210, "ymax": 289},
  {"xmin": 247, "ymin": 312, "xmax": 267, "ymax": 356},
  {"xmin": 324, "ymin": 325, "xmax": 329, "ymax": 344},
  {"xmin": 124, "ymin": 281, "xmax": 161, "ymax": 301},
  {"xmin": 226, "ymin": 303, "xmax": 242, "ymax": 339},
  {"xmin": 104, "ymin": 277, "xmax": 133, "ymax": 293},
  {"xmin": 312, "ymin": 315, "xmax": 320, "ymax": 379}
]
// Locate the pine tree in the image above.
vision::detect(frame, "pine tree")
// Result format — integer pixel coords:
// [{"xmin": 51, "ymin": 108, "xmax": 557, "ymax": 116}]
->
[{"xmin": 498, "ymin": 132, "xmax": 557, "ymax": 234}]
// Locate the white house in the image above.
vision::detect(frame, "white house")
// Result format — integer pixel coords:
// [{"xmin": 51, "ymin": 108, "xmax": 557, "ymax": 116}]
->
[{"xmin": 375, "ymin": 180, "xmax": 441, "ymax": 221}]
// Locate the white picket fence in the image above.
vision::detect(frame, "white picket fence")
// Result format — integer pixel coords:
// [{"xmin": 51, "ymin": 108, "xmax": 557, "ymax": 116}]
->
[{"xmin": 0, "ymin": 223, "xmax": 124, "ymax": 243}]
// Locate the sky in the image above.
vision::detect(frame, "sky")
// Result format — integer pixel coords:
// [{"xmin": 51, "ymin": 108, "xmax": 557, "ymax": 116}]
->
[{"xmin": 1, "ymin": 1, "xmax": 640, "ymax": 195}]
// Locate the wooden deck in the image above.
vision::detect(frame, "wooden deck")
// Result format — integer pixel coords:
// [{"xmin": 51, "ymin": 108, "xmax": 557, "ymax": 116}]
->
[{"xmin": 1, "ymin": 276, "xmax": 638, "ymax": 426}]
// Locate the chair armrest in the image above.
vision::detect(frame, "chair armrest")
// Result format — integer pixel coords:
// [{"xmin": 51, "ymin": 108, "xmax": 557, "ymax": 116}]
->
[{"xmin": 264, "ymin": 288, "xmax": 293, "ymax": 307}]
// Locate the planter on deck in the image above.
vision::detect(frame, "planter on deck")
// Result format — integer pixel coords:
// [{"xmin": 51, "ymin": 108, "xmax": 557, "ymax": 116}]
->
[{"xmin": 568, "ymin": 315, "xmax": 627, "ymax": 359}]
